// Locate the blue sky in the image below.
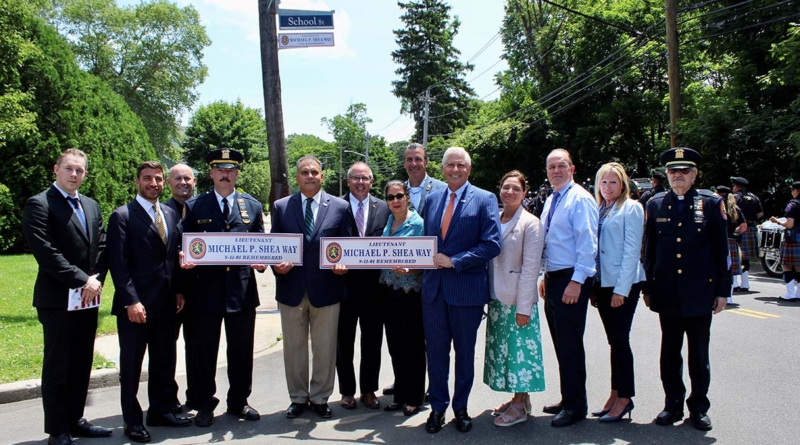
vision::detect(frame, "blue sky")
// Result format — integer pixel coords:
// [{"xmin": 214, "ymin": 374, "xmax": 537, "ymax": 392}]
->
[{"xmin": 120, "ymin": 0, "xmax": 508, "ymax": 143}]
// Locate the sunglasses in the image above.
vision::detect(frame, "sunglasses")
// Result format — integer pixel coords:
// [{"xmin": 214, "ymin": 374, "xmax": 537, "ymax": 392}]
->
[
  {"xmin": 667, "ymin": 167, "xmax": 692, "ymax": 175},
  {"xmin": 385, "ymin": 193, "xmax": 407, "ymax": 201}
]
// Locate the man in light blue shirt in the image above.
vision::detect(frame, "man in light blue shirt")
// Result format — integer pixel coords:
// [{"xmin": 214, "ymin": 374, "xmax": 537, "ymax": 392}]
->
[{"xmin": 538, "ymin": 148, "xmax": 598, "ymax": 427}]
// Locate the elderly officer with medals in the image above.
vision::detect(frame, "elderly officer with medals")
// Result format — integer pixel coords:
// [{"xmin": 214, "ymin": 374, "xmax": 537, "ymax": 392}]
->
[
  {"xmin": 177, "ymin": 148, "xmax": 266, "ymax": 427},
  {"xmin": 642, "ymin": 147, "xmax": 730, "ymax": 432}
]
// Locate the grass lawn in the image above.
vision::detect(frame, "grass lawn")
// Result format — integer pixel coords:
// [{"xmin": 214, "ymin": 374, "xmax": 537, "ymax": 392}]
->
[{"xmin": 0, "ymin": 255, "xmax": 116, "ymax": 384}]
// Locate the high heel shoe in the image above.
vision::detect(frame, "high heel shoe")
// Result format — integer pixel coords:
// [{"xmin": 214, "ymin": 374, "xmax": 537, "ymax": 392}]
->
[
  {"xmin": 598, "ymin": 400, "xmax": 634, "ymax": 423},
  {"xmin": 591, "ymin": 408, "xmax": 611, "ymax": 417}
]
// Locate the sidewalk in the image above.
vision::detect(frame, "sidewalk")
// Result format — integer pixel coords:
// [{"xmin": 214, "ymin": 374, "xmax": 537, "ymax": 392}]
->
[{"xmin": 0, "ymin": 268, "xmax": 283, "ymax": 404}]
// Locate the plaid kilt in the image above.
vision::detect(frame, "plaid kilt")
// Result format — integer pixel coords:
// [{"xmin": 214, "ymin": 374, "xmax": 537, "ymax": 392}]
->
[
  {"xmin": 780, "ymin": 239, "xmax": 800, "ymax": 267},
  {"xmin": 728, "ymin": 238, "xmax": 742, "ymax": 276},
  {"xmin": 738, "ymin": 225, "xmax": 759, "ymax": 260}
]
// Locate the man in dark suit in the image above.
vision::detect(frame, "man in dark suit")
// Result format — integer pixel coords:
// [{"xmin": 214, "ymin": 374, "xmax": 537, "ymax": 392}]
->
[
  {"xmin": 404, "ymin": 142, "xmax": 446, "ymax": 218},
  {"xmin": 643, "ymin": 147, "xmax": 730, "ymax": 431},
  {"xmin": 271, "ymin": 154, "xmax": 355, "ymax": 419},
  {"xmin": 178, "ymin": 148, "xmax": 266, "ymax": 427},
  {"xmin": 107, "ymin": 161, "xmax": 191, "ymax": 443},
  {"xmin": 22, "ymin": 148, "xmax": 111, "ymax": 445},
  {"xmin": 336, "ymin": 161, "xmax": 390, "ymax": 410},
  {"xmin": 421, "ymin": 147, "xmax": 502, "ymax": 434}
]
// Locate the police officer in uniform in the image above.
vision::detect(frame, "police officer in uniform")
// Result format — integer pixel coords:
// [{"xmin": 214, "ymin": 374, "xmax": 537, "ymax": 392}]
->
[
  {"xmin": 731, "ymin": 177, "xmax": 763, "ymax": 291},
  {"xmin": 178, "ymin": 148, "xmax": 266, "ymax": 427},
  {"xmin": 643, "ymin": 147, "xmax": 730, "ymax": 431},
  {"xmin": 638, "ymin": 171, "xmax": 667, "ymax": 206}
]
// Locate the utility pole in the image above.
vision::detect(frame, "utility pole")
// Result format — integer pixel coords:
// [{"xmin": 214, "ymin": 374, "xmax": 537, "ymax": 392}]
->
[
  {"xmin": 364, "ymin": 132, "xmax": 371, "ymax": 164},
  {"xmin": 665, "ymin": 0, "xmax": 680, "ymax": 148},
  {"xmin": 338, "ymin": 145, "xmax": 343, "ymax": 196},
  {"xmin": 421, "ymin": 88, "xmax": 433, "ymax": 148},
  {"xmin": 258, "ymin": 0, "xmax": 290, "ymax": 208}
]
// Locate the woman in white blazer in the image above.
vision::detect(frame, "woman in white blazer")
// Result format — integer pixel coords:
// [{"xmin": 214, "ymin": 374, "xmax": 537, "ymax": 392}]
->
[
  {"xmin": 484, "ymin": 171, "xmax": 545, "ymax": 427},
  {"xmin": 591, "ymin": 162, "xmax": 645, "ymax": 423}
]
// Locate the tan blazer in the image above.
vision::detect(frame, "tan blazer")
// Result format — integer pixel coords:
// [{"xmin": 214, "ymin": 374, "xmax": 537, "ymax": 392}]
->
[{"xmin": 489, "ymin": 206, "xmax": 544, "ymax": 316}]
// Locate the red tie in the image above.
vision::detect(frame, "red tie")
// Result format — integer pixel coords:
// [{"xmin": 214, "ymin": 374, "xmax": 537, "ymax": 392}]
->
[{"xmin": 441, "ymin": 192, "xmax": 456, "ymax": 239}]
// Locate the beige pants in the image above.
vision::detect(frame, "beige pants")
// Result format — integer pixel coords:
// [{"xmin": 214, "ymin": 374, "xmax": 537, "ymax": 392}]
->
[{"xmin": 279, "ymin": 294, "xmax": 340, "ymax": 404}]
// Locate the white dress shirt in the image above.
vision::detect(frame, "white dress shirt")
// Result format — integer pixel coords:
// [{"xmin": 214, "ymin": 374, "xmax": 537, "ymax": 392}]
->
[{"xmin": 135, "ymin": 194, "xmax": 169, "ymax": 239}]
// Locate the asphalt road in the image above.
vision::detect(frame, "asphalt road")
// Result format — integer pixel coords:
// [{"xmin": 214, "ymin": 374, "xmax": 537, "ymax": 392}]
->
[{"xmin": 3, "ymin": 265, "xmax": 798, "ymax": 445}]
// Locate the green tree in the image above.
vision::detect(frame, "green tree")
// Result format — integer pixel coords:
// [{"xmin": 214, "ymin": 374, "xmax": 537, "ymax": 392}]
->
[
  {"xmin": 392, "ymin": 0, "xmax": 476, "ymax": 141},
  {"xmin": 44, "ymin": 0, "xmax": 211, "ymax": 157},
  {"xmin": 182, "ymin": 99, "xmax": 269, "ymax": 194},
  {"xmin": 2, "ymin": 0, "xmax": 155, "ymax": 251}
]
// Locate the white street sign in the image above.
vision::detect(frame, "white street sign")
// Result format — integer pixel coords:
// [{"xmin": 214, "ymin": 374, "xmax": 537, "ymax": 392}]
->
[{"xmin": 278, "ymin": 33, "xmax": 335, "ymax": 49}]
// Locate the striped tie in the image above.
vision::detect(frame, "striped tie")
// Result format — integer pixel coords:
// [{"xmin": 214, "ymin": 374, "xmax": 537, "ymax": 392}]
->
[
  {"xmin": 153, "ymin": 204, "xmax": 167, "ymax": 244},
  {"xmin": 441, "ymin": 192, "xmax": 456, "ymax": 239},
  {"xmin": 304, "ymin": 198, "xmax": 314, "ymax": 241},
  {"xmin": 356, "ymin": 201, "xmax": 365, "ymax": 237}
]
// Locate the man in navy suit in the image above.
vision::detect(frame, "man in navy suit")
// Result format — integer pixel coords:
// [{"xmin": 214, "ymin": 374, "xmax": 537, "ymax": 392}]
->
[
  {"xmin": 271, "ymin": 155, "xmax": 355, "ymax": 419},
  {"xmin": 107, "ymin": 161, "xmax": 191, "ymax": 442},
  {"xmin": 421, "ymin": 147, "xmax": 502, "ymax": 433},
  {"xmin": 336, "ymin": 161, "xmax": 390, "ymax": 410},
  {"xmin": 178, "ymin": 148, "xmax": 266, "ymax": 427},
  {"xmin": 22, "ymin": 148, "xmax": 110, "ymax": 445}
]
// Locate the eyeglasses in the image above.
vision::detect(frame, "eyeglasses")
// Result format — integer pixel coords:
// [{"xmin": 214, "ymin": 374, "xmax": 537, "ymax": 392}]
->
[
  {"xmin": 667, "ymin": 167, "xmax": 692, "ymax": 175},
  {"xmin": 348, "ymin": 176, "xmax": 371, "ymax": 182},
  {"xmin": 385, "ymin": 193, "xmax": 407, "ymax": 201}
]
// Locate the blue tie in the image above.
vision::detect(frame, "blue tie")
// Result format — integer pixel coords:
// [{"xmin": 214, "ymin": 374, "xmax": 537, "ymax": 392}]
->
[
  {"xmin": 546, "ymin": 190, "xmax": 561, "ymax": 230},
  {"xmin": 66, "ymin": 196, "xmax": 87, "ymax": 233},
  {"xmin": 304, "ymin": 198, "xmax": 314, "ymax": 241}
]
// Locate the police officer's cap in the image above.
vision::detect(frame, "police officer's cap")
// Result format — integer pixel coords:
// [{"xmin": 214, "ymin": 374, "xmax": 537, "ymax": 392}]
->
[
  {"xmin": 205, "ymin": 148, "xmax": 243, "ymax": 169},
  {"xmin": 652, "ymin": 170, "xmax": 667, "ymax": 181},
  {"xmin": 660, "ymin": 147, "xmax": 701, "ymax": 169},
  {"xmin": 792, "ymin": 181, "xmax": 800, "ymax": 191},
  {"xmin": 716, "ymin": 185, "xmax": 732, "ymax": 194},
  {"xmin": 730, "ymin": 176, "xmax": 749, "ymax": 187}
]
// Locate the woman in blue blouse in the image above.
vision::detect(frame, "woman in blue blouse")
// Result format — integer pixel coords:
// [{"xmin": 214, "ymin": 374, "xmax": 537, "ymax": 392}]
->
[{"xmin": 380, "ymin": 180, "xmax": 426, "ymax": 417}]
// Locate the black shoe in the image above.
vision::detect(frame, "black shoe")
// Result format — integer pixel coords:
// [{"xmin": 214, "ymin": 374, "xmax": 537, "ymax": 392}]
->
[
  {"xmin": 733, "ymin": 286, "xmax": 742, "ymax": 292},
  {"xmin": 739, "ymin": 288, "xmax": 749, "ymax": 292},
  {"xmin": 382, "ymin": 383, "xmax": 395, "ymax": 395},
  {"xmin": 70, "ymin": 418, "xmax": 113, "ymax": 438},
  {"xmin": 425, "ymin": 411, "xmax": 445, "ymax": 434},
  {"xmin": 404, "ymin": 405, "xmax": 421, "ymax": 417},
  {"xmin": 599, "ymin": 400, "xmax": 634, "ymax": 423},
  {"xmin": 194, "ymin": 410, "xmax": 214, "ymax": 427},
  {"xmin": 690, "ymin": 412, "xmax": 712, "ymax": 431},
  {"xmin": 286, "ymin": 402, "xmax": 307, "ymax": 418},
  {"xmin": 227, "ymin": 405, "xmax": 261, "ymax": 421},
  {"xmin": 542, "ymin": 403, "xmax": 563, "ymax": 415},
  {"xmin": 454, "ymin": 409, "xmax": 473, "ymax": 432},
  {"xmin": 170, "ymin": 403, "xmax": 184, "ymax": 415},
  {"xmin": 146, "ymin": 411, "xmax": 191, "ymax": 427},
  {"xmin": 655, "ymin": 409, "xmax": 684, "ymax": 425},
  {"xmin": 47, "ymin": 433, "xmax": 76, "ymax": 445},
  {"xmin": 551, "ymin": 409, "xmax": 586, "ymax": 427},
  {"xmin": 383, "ymin": 402, "xmax": 402, "ymax": 412},
  {"xmin": 123, "ymin": 424, "xmax": 151, "ymax": 443},
  {"xmin": 424, "ymin": 391, "xmax": 430, "ymax": 403},
  {"xmin": 310, "ymin": 402, "xmax": 333, "ymax": 418},
  {"xmin": 184, "ymin": 400, "xmax": 197, "ymax": 412}
]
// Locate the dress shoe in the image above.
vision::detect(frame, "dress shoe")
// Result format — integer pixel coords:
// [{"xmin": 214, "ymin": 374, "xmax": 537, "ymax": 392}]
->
[
  {"xmin": 340, "ymin": 396, "xmax": 357, "ymax": 410},
  {"xmin": 146, "ymin": 412, "xmax": 192, "ymax": 427},
  {"xmin": 193, "ymin": 409, "xmax": 214, "ymax": 427},
  {"xmin": 383, "ymin": 402, "xmax": 402, "ymax": 412},
  {"xmin": 542, "ymin": 402, "xmax": 563, "ymax": 415},
  {"xmin": 47, "ymin": 433, "xmax": 76, "ymax": 445},
  {"xmin": 404, "ymin": 405, "xmax": 421, "ymax": 417},
  {"xmin": 382, "ymin": 383, "xmax": 395, "ymax": 395},
  {"xmin": 425, "ymin": 411, "xmax": 445, "ymax": 434},
  {"xmin": 733, "ymin": 286, "xmax": 742, "ymax": 292},
  {"xmin": 124, "ymin": 424, "xmax": 151, "ymax": 443},
  {"xmin": 454, "ymin": 409, "xmax": 473, "ymax": 432},
  {"xmin": 227, "ymin": 405, "xmax": 261, "ymax": 421},
  {"xmin": 310, "ymin": 402, "xmax": 333, "ymax": 418},
  {"xmin": 690, "ymin": 412, "xmax": 713, "ymax": 431},
  {"xmin": 360, "ymin": 392, "xmax": 380, "ymax": 409},
  {"xmin": 599, "ymin": 400, "xmax": 634, "ymax": 423},
  {"xmin": 170, "ymin": 403, "xmax": 184, "ymax": 415},
  {"xmin": 286, "ymin": 402, "xmax": 307, "ymax": 418},
  {"xmin": 551, "ymin": 409, "xmax": 586, "ymax": 427},
  {"xmin": 655, "ymin": 409, "xmax": 684, "ymax": 425},
  {"xmin": 70, "ymin": 418, "xmax": 113, "ymax": 438},
  {"xmin": 591, "ymin": 408, "xmax": 611, "ymax": 417}
]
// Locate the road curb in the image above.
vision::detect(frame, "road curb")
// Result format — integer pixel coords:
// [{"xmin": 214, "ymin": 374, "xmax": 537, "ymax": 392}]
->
[{"xmin": 0, "ymin": 368, "xmax": 120, "ymax": 405}]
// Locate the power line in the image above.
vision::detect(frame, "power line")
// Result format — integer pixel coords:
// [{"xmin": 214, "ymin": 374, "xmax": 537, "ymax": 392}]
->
[
  {"xmin": 429, "ymin": 87, "xmax": 502, "ymax": 120},
  {"xmin": 685, "ymin": 10, "xmax": 800, "ymax": 42},
  {"xmin": 541, "ymin": 0, "xmax": 645, "ymax": 38}
]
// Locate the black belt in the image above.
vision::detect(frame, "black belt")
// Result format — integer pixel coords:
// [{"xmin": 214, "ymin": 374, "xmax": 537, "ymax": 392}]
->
[{"xmin": 545, "ymin": 268, "xmax": 574, "ymax": 279}]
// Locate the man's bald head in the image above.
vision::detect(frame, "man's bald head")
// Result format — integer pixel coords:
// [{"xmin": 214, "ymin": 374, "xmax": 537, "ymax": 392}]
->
[{"xmin": 167, "ymin": 164, "xmax": 195, "ymax": 204}]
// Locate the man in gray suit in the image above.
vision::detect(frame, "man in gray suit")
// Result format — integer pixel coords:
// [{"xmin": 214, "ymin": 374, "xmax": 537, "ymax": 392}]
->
[{"xmin": 404, "ymin": 143, "xmax": 446, "ymax": 217}]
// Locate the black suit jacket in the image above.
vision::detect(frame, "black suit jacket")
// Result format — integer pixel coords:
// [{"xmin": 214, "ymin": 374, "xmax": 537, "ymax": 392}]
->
[
  {"xmin": 342, "ymin": 193, "xmax": 391, "ymax": 296},
  {"xmin": 178, "ymin": 190, "xmax": 264, "ymax": 313},
  {"xmin": 107, "ymin": 200, "xmax": 180, "ymax": 318},
  {"xmin": 22, "ymin": 186, "xmax": 107, "ymax": 308}
]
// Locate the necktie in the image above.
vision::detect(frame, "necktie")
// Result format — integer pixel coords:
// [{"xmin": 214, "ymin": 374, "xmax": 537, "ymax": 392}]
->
[
  {"xmin": 222, "ymin": 197, "xmax": 230, "ymax": 221},
  {"xmin": 153, "ymin": 204, "xmax": 167, "ymax": 244},
  {"xmin": 441, "ymin": 192, "xmax": 457, "ymax": 239},
  {"xmin": 356, "ymin": 201, "xmax": 365, "ymax": 237},
  {"xmin": 66, "ymin": 196, "xmax": 87, "ymax": 233},
  {"xmin": 546, "ymin": 190, "xmax": 561, "ymax": 231},
  {"xmin": 304, "ymin": 198, "xmax": 314, "ymax": 241}
]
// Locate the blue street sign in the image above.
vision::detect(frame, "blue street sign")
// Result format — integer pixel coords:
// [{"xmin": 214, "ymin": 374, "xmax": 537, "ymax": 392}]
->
[{"xmin": 279, "ymin": 13, "xmax": 334, "ymax": 30}]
